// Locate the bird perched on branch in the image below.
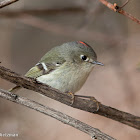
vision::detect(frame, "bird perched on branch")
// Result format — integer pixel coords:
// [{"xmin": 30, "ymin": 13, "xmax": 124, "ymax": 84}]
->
[{"xmin": 9, "ymin": 41, "xmax": 103, "ymax": 104}]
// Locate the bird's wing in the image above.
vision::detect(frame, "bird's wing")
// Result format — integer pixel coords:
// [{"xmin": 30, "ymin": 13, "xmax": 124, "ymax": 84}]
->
[{"xmin": 25, "ymin": 56, "xmax": 66, "ymax": 79}]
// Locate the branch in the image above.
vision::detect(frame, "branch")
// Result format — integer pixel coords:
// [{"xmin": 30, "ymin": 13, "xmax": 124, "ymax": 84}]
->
[
  {"xmin": 17, "ymin": 14, "xmax": 122, "ymax": 44},
  {"xmin": 0, "ymin": 10, "xmax": 121, "ymax": 43},
  {"xmin": 0, "ymin": 0, "xmax": 19, "ymax": 8},
  {"xmin": 0, "ymin": 7, "xmax": 84, "ymax": 17},
  {"xmin": 99, "ymin": 0, "xmax": 140, "ymax": 25},
  {"xmin": 0, "ymin": 66, "xmax": 140, "ymax": 130},
  {"xmin": 0, "ymin": 88, "xmax": 115, "ymax": 140}
]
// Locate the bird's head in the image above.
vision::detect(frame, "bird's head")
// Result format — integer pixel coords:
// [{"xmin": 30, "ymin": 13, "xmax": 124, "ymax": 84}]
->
[{"xmin": 58, "ymin": 41, "xmax": 104, "ymax": 71}]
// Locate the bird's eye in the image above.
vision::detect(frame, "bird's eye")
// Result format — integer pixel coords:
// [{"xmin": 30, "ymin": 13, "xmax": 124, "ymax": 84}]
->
[
  {"xmin": 55, "ymin": 62, "xmax": 61, "ymax": 66},
  {"xmin": 80, "ymin": 55, "xmax": 89, "ymax": 61}
]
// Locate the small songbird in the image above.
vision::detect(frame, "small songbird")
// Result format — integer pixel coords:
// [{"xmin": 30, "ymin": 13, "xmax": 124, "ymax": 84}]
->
[{"xmin": 9, "ymin": 41, "xmax": 103, "ymax": 99}]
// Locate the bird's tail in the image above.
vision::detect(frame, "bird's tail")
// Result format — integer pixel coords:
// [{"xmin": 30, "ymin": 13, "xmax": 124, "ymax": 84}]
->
[{"xmin": 9, "ymin": 86, "xmax": 22, "ymax": 93}]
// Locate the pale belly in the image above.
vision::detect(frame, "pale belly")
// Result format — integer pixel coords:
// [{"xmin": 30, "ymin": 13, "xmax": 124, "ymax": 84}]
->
[{"xmin": 37, "ymin": 66, "xmax": 92, "ymax": 93}]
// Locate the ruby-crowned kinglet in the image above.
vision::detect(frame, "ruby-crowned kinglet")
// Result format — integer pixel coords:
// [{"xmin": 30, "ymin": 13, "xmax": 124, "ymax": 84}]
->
[{"xmin": 9, "ymin": 41, "xmax": 103, "ymax": 95}]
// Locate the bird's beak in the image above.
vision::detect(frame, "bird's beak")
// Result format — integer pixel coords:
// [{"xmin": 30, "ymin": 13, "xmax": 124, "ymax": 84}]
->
[{"xmin": 92, "ymin": 61, "xmax": 104, "ymax": 66}]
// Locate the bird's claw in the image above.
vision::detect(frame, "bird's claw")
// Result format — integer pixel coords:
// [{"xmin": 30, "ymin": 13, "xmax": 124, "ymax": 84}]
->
[
  {"xmin": 90, "ymin": 97, "xmax": 100, "ymax": 112},
  {"xmin": 67, "ymin": 92, "xmax": 75, "ymax": 105}
]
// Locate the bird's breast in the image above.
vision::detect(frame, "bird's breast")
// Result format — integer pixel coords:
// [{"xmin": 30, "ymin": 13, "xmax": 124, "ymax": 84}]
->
[{"xmin": 37, "ymin": 63, "xmax": 92, "ymax": 93}]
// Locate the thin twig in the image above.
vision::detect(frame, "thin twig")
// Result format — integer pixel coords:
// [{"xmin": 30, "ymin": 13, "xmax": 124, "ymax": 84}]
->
[
  {"xmin": 0, "ymin": 0, "xmax": 19, "ymax": 8},
  {"xmin": 0, "ymin": 88, "xmax": 115, "ymax": 140},
  {"xmin": 0, "ymin": 66, "xmax": 140, "ymax": 129},
  {"xmin": 99, "ymin": 0, "xmax": 140, "ymax": 24},
  {"xmin": 118, "ymin": 10, "xmax": 140, "ymax": 24}
]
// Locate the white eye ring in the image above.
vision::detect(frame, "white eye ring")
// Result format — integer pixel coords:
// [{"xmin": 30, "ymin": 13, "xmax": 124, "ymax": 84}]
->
[
  {"xmin": 80, "ymin": 55, "xmax": 89, "ymax": 62},
  {"xmin": 55, "ymin": 62, "xmax": 61, "ymax": 66}
]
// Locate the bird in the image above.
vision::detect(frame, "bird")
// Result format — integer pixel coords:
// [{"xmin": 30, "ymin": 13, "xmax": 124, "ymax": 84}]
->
[{"xmin": 9, "ymin": 41, "xmax": 103, "ymax": 104}]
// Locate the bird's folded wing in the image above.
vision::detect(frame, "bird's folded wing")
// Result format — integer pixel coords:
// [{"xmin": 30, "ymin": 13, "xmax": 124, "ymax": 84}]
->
[
  {"xmin": 25, "ymin": 63, "xmax": 56, "ymax": 78},
  {"xmin": 25, "ymin": 59, "xmax": 66, "ymax": 79}
]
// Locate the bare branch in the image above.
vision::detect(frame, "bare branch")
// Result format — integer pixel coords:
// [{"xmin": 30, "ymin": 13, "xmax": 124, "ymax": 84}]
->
[
  {"xmin": 99, "ymin": 0, "xmax": 140, "ymax": 25},
  {"xmin": 0, "ymin": 7, "xmax": 84, "ymax": 17},
  {"xmin": 118, "ymin": 9, "xmax": 140, "ymax": 24},
  {"xmin": 0, "ymin": 0, "xmax": 19, "ymax": 8},
  {"xmin": 16, "ymin": 14, "xmax": 122, "ymax": 44},
  {"xmin": 0, "ymin": 88, "xmax": 115, "ymax": 140},
  {"xmin": 0, "ymin": 65, "xmax": 140, "ymax": 130}
]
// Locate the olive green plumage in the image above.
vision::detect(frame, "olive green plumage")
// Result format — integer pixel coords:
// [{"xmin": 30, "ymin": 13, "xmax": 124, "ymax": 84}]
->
[{"xmin": 9, "ymin": 41, "xmax": 103, "ymax": 93}]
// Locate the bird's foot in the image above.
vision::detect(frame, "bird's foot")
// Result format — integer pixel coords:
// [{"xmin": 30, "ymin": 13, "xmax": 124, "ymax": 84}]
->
[
  {"xmin": 67, "ymin": 92, "xmax": 75, "ymax": 105},
  {"xmin": 74, "ymin": 95, "xmax": 100, "ymax": 112},
  {"xmin": 90, "ymin": 97, "xmax": 100, "ymax": 111}
]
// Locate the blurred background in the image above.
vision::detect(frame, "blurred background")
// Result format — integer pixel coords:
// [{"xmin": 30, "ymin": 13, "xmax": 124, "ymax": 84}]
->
[{"xmin": 0, "ymin": 0, "xmax": 140, "ymax": 139}]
